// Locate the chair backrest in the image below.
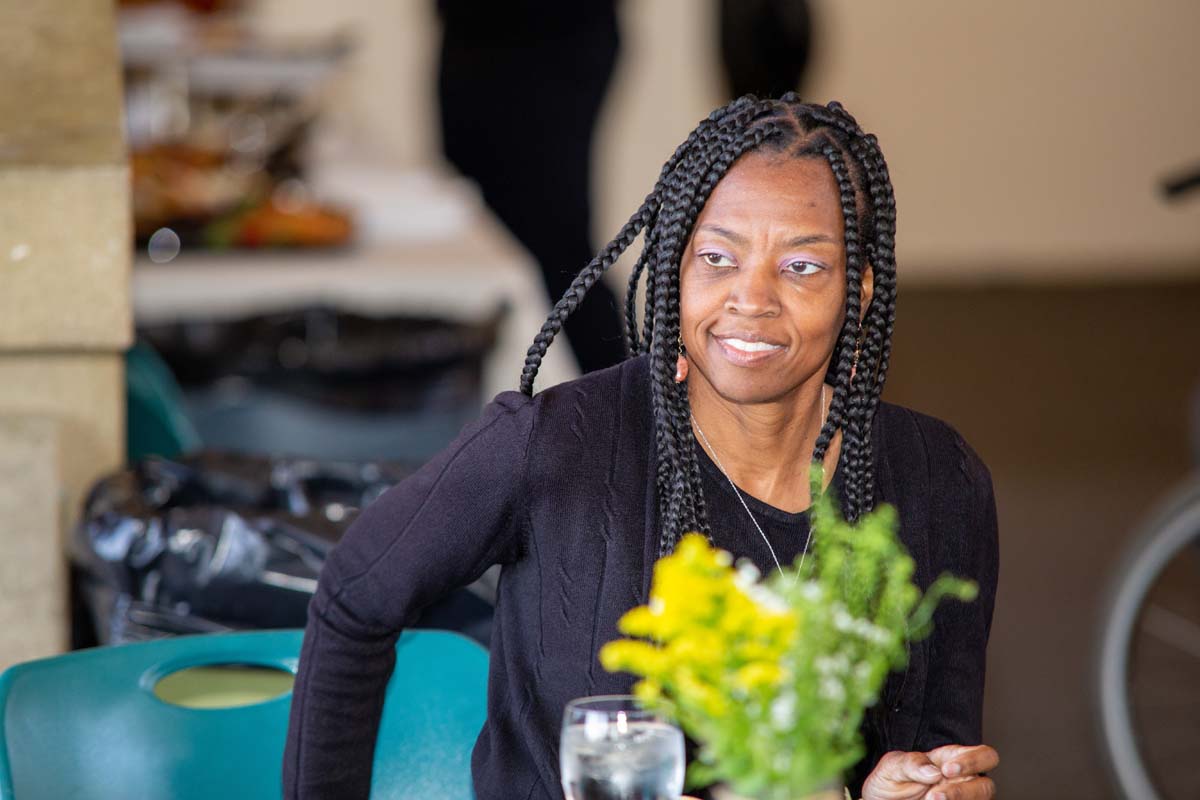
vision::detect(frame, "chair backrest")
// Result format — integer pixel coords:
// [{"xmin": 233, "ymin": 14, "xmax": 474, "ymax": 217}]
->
[
  {"xmin": 125, "ymin": 340, "xmax": 202, "ymax": 462},
  {"xmin": 0, "ymin": 629, "xmax": 488, "ymax": 800}
]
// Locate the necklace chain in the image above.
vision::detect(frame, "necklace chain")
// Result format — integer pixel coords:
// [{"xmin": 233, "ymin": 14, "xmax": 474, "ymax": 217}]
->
[{"xmin": 690, "ymin": 385, "xmax": 826, "ymax": 583}]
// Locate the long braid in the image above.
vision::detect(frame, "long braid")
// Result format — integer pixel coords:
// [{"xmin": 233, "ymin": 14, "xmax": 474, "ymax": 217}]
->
[
  {"xmin": 519, "ymin": 200, "xmax": 653, "ymax": 395},
  {"xmin": 849, "ymin": 134, "xmax": 898, "ymax": 499},
  {"xmin": 520, "ymin": 94, "xmax": 899, "ymax": 553},
  {"xmin": 804, "ymin": 100, "xmax": 899, "ymax": 517},
  {"xmin": 821, "ymin": 140, "xmax": 868, "ymax": 520}
]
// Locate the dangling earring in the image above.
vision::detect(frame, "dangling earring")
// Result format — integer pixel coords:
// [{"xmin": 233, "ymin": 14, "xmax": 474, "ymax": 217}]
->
[
  {"xmin": 675, "ymin": 334, "xmax": 689, "ymax": 383},
  {"xmin": 850, "ymin": 337, "xmax": 862, "ymax": 381}
]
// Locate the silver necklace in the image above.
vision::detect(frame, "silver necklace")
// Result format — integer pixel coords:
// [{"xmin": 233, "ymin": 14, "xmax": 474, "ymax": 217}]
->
[{"xmin": 690, "ymin": 385, "xmax": 826, "ymax": 583}]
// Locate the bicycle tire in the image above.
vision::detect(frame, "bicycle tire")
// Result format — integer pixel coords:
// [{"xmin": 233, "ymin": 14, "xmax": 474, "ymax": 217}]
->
[{"xmin": 1096, "ymin": 473, "xmax": 1200, "ymax": 800}]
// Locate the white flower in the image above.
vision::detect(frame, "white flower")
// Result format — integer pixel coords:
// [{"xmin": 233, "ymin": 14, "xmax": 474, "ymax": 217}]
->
[
  {"xmin": 734, "ymin": 560, "xmax": 761, "ymax": 588},
  {"xmin": 820, "ymin": 677, "xmax": 847, "ymax": 703},
  {"xmin": 770, "ymin": 692, "xmax": 797, "ymax": 729},
  {"xmin": 745, "ymin": 583, "xmax": 789, "ymax": 613}
]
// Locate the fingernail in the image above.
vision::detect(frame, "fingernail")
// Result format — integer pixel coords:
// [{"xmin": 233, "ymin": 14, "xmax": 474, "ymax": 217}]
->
[
  {"xmin": 945, "ymin": 762, "xmax": 962, "ymax": 776},
  {"xmin": 931, "ymin": 793, "xmax": 947, "ymax": 800},
  {"xmin": 920, "ymin": 766, "xmax": 942, "ymax": 781}
]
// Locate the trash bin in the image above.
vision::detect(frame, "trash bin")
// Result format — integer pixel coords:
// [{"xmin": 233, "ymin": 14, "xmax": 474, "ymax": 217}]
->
[
  {"xmin": 137, "ymin": 305, "xmax": 505, "ymax": 465},
  {"xmin": 70, "ymin": 452, "xmax": 495, "ymax": 648}
]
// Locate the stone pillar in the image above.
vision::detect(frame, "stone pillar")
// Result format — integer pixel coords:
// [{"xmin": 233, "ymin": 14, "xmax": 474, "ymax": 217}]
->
[{"xmin": 0, "ymin": 1, "xmax": 131, "ymax": 668}]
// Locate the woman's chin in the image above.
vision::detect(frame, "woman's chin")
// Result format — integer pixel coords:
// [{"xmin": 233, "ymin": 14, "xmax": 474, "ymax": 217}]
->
[{"xmin": 695, "ymin": 370, "xmax": 796, "ymax": 406}]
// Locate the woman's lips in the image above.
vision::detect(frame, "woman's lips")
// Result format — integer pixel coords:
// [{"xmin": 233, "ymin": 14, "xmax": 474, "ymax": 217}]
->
[{"xmin": 711, "ymin": 334, "xmax": 786, "ymax": 366}]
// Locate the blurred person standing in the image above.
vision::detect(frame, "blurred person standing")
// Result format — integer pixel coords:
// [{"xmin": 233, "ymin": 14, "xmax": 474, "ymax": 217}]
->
[
  {"xmin": 719, "ymin": 0, "xmax": 814, "ymax": 100},
  {"xmin": 436, "ymin": 0, "xmax": 625, "ymax": 375}
]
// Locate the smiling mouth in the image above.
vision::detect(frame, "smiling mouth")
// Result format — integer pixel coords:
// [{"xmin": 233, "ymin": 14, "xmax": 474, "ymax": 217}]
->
[
  {"xmin": 711, "ymin": 334, "xmax": 786, "ymax": 364},
  {"xmin": 719, "ymin": 337, "xmax": 783, "ymax": 353}
]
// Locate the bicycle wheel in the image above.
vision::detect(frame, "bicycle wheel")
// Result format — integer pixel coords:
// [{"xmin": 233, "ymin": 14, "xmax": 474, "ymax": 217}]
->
[{"xmin": 1097, "ymin": 475, "xmax": 1200, "ymax": 800}]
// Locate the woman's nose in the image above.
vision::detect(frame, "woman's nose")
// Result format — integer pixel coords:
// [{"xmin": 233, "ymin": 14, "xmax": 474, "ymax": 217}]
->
[{"xmin": 724, "ymin": 261, "xmax": 781, "ymax": 317}]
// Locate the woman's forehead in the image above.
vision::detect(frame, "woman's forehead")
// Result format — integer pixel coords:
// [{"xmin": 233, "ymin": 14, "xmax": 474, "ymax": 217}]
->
[{"xmin": 696, "ymin": 152, "xmax": 844, "ymax": 239}]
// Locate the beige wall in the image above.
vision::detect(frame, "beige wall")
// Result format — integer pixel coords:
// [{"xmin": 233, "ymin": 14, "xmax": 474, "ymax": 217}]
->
[
  {"xmin": 802, "ymin": 0, "xmax": 1200, "ymax": 280},
  {"xmin": 0, "ymin": 0, "xmax": 130, "ymax": 666},
  {"xmin": 250, "ymin": 0, "xmax": 1200, "ymax": 284}
]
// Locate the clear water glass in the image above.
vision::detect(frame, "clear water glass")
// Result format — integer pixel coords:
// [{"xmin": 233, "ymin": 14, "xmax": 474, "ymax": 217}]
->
[{"xmin": 560, "ymin": 695, "xmax": 685, "ymax": 800}]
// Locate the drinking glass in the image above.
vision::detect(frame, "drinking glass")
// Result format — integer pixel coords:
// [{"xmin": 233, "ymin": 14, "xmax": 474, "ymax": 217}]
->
[{"xmin": 560, "ymin": 695, "xmax": 685, "ymax": 800}]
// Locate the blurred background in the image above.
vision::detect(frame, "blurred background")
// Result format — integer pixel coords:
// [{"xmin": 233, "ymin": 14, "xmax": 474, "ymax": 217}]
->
[{"xmin": 1, "ymin": 1, "xmax": 1199, "ymax": 798}]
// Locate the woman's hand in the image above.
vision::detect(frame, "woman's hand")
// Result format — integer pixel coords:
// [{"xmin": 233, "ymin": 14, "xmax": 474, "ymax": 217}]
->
[{"xmin": 861, "ymin": 744, "xmax": 998, "ymax": 800}]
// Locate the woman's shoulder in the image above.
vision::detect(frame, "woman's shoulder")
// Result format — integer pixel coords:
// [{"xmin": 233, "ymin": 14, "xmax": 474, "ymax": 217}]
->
[
  {"xmin": 496, "ymin": 354, "xmax": 650, "ymax": 433},
  {"xmin": 533, "ymin": 353, "xmax": 649, "ymax": 404},
  {"xmin": 873, "ymin": 401, "xmax": 994, "ymax": 503},
  {"xmin": 486, "ymin": 355, "xmax": 651, "ymax": 466},
  {"xmin": 486, "ymin": 354, "xmax": 634, "ymax": 408}
]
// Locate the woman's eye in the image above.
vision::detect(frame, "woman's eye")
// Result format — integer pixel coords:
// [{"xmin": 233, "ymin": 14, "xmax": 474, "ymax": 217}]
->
[
  {"xmin": 785, "ymin": 261, "xmax": 824, "ymax": 276},
  {"xmin": 700, "ymin": 252, "xmax": 735, "ymax": 268}
]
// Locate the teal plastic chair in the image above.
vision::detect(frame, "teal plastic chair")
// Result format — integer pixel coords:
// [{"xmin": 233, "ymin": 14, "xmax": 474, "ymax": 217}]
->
[
  {"xmin": 0, "ymin": 629, "xmax": 488, "ymax": 800},
  {"xmin": 125, "ymin": 340, "xmax": 203, "ymax": 462}
]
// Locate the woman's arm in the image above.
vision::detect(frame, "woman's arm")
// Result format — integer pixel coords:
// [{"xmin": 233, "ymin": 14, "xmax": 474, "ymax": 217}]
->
[
  {"xmin": 916, "ymin": 431, "xmax": 999, "ymax": 748},
  {"xmin": 282, "ymin": 391, "xmax": 537, "ymax": 798},
  {"xmin": 859, "ymin": 424, "xmax": 1001, "ymax": 800}
]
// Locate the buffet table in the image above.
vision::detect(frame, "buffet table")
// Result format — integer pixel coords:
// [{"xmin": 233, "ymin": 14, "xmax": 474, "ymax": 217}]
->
[{"xmin": 132, "ymin": 166, "xmax": 578, "ymax": 403}]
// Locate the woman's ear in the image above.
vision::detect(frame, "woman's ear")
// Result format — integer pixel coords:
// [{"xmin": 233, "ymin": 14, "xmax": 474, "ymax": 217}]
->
[{"xmin": 859, "ymin": 263, "xmax": 875, "ymax": 322}]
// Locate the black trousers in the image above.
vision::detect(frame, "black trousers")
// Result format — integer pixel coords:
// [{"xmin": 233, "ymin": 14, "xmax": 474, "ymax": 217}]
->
[{"xmin": 437, "ymin": 17, "xmax": 626, "ymax": 376}]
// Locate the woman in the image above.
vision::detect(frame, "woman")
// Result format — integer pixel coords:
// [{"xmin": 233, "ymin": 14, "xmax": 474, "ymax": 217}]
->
[{"xmin": 283, "ymin": 96, "xmax": 1000, "ymax": 800}]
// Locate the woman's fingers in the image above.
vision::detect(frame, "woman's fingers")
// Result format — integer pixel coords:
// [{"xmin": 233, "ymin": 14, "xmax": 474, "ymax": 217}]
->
[
  {"xmin": 923, "ymin": 776, "xmax": 996, "ymax": 800},
  {"xmin": 925, "ymin": 744, "xmax": 1000, "ymax": 778},
  {"xmin": 880, "ymin": 750, "xmax": 945, "ymax": 785}
]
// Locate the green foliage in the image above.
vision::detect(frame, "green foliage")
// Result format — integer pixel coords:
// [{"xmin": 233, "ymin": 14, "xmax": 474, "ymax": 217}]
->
[{"xmin": 600, "ymin": 464, "xmax": 977, "ymax": 799}]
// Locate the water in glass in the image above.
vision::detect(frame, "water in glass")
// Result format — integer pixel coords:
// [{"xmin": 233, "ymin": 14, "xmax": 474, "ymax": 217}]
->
[{"xmin": 560, "ymin": 696, "xmax": 684, "ymax": 800}]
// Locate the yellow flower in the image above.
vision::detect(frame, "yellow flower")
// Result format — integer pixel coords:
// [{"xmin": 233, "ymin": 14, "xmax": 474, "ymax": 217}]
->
[
  {"xmin": 733, "ymin": 662, "xmax": 785, "ymax": 692},
  {"xmin": 617, "ymin": 605, "xmax": 664, "ymax": 639},
  {"xmin": 599, "ymin": 639, "xmax": 666, "ymax": 676},
  {"xmin": 632, "ymin": 679, "xmax": 662, "ymax": 705}
]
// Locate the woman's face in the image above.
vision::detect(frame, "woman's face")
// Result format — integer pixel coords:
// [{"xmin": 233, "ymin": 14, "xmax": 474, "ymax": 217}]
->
[{"xmin": 679, "ymin": 150, "xmax": 871, "ymax": 406}]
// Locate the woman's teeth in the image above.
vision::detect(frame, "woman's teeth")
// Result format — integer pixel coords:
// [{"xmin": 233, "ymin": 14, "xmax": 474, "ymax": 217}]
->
[{"xmin": 722, "ymin": 338, "xmax": 783, "ymax": 353}]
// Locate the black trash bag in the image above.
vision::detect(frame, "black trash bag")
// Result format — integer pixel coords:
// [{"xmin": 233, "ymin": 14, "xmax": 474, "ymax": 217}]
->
[
  {"xmin": 136, "ymin": 306, "xmax": 506, "ymax": 464},
  {"xmin": 71, "ymin": 452, "xmax": 496, "ymax": 648}
]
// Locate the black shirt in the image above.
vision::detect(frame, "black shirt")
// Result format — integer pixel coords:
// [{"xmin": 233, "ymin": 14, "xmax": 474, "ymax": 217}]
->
[
  {"xmin": 697, "ymin": 431, "xmax": 840, "ymax": 576},
  {"xmin": 283, "ymin": 355, "xmax": 999, "ymax": 798}
]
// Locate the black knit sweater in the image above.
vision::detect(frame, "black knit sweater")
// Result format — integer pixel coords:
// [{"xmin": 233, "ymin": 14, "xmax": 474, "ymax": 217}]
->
[{"xmin": 283, "ymin": 354, "xmax": 999, "ymax": 798}]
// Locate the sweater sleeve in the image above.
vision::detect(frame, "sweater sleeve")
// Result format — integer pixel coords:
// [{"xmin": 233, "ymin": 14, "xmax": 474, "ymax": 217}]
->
[
  {"xmin": 282, "ymin": 391, "xmax": 536, "ymax": 798},
  {"xmin": 912, "ymin": 422, "xmax": 1000, "ymax": 750}
]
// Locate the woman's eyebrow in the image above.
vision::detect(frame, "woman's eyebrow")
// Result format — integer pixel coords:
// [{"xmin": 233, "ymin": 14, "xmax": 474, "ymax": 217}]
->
[
  {"xmin": 697, "ymin": 224, "xmax": 837, "ymax": 248},
  {"xmin": 697, "ymin": 224, "xmax": 747, "ymax": 244},
  {"xmin": 785, "ymin": 233, "xmax": 838, "ymax": 247}
]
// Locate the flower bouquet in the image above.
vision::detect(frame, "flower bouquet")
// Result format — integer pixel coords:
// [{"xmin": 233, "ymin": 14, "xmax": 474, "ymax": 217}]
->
[{"xmin": 599, "ymin": 468, "xmax": 977, "ymax": 800}]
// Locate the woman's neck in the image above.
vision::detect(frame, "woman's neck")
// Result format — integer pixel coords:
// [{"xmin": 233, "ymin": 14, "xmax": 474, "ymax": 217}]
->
[{"xmin": 688, "ymin": 377, "xmax": 840, "ymax": 514}]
